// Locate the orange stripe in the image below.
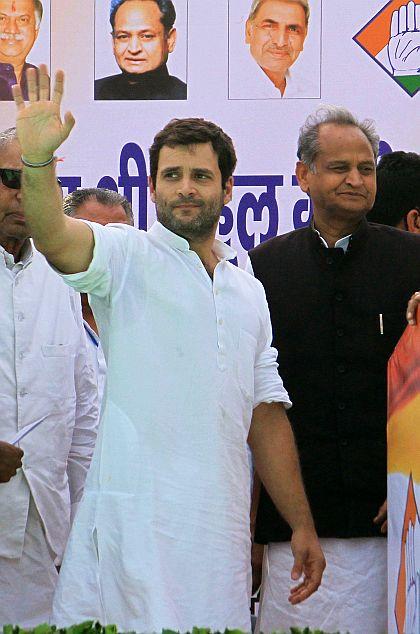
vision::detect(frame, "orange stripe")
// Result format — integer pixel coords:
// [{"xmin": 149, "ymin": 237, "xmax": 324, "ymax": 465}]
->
[{"xmin": 356, "ymin": 0, "xmax": 420, "ymax": 57}]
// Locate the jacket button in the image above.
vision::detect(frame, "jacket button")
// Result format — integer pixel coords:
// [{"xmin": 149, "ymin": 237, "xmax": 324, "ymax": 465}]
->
[
  {"xmin": 336, "ymin": 328, "xmax": 344, "ymax": 337},
  {"xmin": 338, "ymin": 402, "xmax": 346, "ymax": 411},
  {"xmin": 337, "ymin": 363, "xmax": 346, "ymax": 374},
  {"xmin": 340, "ymin": 439, "xmax": 348, "ymax": 447}
]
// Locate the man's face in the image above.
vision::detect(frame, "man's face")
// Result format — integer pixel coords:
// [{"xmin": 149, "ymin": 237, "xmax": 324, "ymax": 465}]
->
[
  {"xmin": 72, "ymin": 198, "xmax": 131, "ymax": 226},
  {"xmin": 0, "ymin": 0, "xmax": 38, "ymax": 66},
  {"xmin": 297, "ymin": 123, "xmax": 377, "ymax": 223},
  {"xmin": 246, "ymin": 0, "xmax": 307, "ymax": 75},
  {"xmin": 0, "ymin": 140, "xmax": 28, "ymax": 245},
  {"xmin": 112, "ymin": 0, "xmax": 176, "ymax": 75},
  {"xmin": 149, "ymin": 142, "xmax": 233, "ymax": 241}
]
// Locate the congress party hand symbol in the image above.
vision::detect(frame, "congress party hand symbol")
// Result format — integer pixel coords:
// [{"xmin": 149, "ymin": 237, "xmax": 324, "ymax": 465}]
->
[{"xmin": 388, "ymin": 1, "xmax": 420, "ymax": 76}]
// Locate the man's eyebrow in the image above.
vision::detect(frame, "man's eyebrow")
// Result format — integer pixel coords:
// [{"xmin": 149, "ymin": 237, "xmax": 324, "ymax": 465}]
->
[
  {"xmin": 114, "ymin": 28, "xmax": 158, "ymax": 34},
  {"xmin": 192, "ymin": 168, "xmax": 214, "ymax": 176},
  {"xmin": 259, "ymin": 18, "xmax": 279, "ymax": 26}
]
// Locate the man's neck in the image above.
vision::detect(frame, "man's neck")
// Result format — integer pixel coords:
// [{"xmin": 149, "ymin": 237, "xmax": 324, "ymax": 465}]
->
[
  {"xmin": 313, "ymin": 213, "xmax": 363, "ymax": 248},
  {"xmin": 188, "ymin": 234, "xmax": 219, "ymax": 278},
  {"xmin": 1, "ymin": 237, "xmax": 28, "ymax": 262},
  {"xmin": 262, "ymin": 67, "xmax": 286, "ymax": 95}
]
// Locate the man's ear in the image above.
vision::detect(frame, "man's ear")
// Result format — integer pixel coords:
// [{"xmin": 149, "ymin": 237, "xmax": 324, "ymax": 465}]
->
[
  {"xmin": 167, "ymin": 28, "xmax": 177, "ymax": 54},
  {"xmin": 295, "ymin": 161, "xmax": 310, "ymax": 194},
  {"xmin": 223, "ymin": 176, "xmax": 234, "ymax": 205},
  {"xmin": 406, "ymin": 208, "xmax": 420, "ymax": 234},
  {"xmin": 149, "ymin": 176, "xmax": 156, "ymax": 203},
  {"xmin": 245, "ymin": 19, "xmax": 252, "ymax": 44}
]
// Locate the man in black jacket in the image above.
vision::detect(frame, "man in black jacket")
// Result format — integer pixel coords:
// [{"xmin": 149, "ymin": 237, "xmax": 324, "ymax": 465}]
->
[
  {"xmin": 95, "ymin": 0, "xmax": 187, "ymax": 101},
  {"xmin": 249, "ymin": 105, "xmax": 420, "ymax": 634}
]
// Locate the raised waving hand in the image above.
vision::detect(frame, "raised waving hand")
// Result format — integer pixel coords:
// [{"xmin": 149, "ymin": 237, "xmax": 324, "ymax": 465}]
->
[{"xmin": 12, "ymin": 64, "xmax": 75, "ymax": 163}]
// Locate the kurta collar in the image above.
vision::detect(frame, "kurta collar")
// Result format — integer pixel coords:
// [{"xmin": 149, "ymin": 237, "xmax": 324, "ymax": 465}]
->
[
  {"xmin": 149, "ymin": 221, "xmax": 237, "ymax": 261},
  {"xmin": 310, "ymin": 217, "xmax": 369, "ymax": 254}
]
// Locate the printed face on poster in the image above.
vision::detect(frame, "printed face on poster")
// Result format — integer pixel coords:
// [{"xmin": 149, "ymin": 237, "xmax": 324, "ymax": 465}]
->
[
  {"xmin": 0, "ymin": 0, "xmax": 50, "ymax": 101},
  {"xmin": 229, "ymin": 0, "xmax": 321, "ymax": 99},
  {"xmin": 94, "ymin": 0, "xmax": 188, "ymax": 101}
]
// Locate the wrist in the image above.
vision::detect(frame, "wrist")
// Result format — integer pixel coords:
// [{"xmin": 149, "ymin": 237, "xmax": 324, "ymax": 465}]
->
[{"xmin": 21, "ymin": 154, "xmax": 56, "ymax": 168}]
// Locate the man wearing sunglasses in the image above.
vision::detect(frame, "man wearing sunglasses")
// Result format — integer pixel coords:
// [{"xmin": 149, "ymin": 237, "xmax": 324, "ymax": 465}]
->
[{"xmin": 0, "ymin": 127, "xmax": 99, "ymax": 627}]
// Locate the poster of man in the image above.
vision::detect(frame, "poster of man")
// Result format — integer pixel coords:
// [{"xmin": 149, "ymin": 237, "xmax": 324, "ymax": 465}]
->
[
  {"xmin": 229, "ymin": 0, "xmax": 321, "ymax": 99},
  {"xmin": 0, "ymin": 0, "xmax": 49, "ymax": 101},
  {"xmin": 94, "ymin": 0, "xmax": 187, "ymax": 100}
]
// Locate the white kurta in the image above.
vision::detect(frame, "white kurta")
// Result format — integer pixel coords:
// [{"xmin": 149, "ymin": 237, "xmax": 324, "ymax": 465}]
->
[
  {"xmin": 0, "ymin": 242, "xmax": 99, "ymax": 625},
  {"xmin": 229, "ymin": 47, "xmax": 320, "ymax": 99},
  {"xmin": 52, "ymin": 221, "xmax": 290, "ymax": 633}
]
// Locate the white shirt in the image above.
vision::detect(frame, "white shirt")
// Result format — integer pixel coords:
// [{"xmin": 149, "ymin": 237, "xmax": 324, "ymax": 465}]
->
[
  {"xmin": 52, "ymin": 221, "xmax": 290, "ymax": 633},
  {"xmin": 229, "ymin": 47, "xmax": 320, "ymax": 99},
  {"xmin": 0, "ymin": 242, "xmax": 99, "ymax": 562}
]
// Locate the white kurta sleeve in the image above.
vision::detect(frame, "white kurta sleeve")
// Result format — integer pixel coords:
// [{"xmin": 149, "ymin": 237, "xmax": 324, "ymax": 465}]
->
[
  {"xmin": 253, "ymin": 285, "xmax": 292, "ymax": 410},
  {"xmin": 58, "ymin": 222, "xmax": 135, "ymax": 299}
]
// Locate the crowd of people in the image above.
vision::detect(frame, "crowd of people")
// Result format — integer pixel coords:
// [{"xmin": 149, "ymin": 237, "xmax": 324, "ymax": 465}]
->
[{"xmin": 0, "ymin": 63, "xmax": 419, "ymax": 634}]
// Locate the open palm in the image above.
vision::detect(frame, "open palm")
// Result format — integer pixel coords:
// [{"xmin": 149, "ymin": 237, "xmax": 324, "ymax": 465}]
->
[{"xmin": 12, "ymin": 65, "xmax": 75, "ymax": 162}]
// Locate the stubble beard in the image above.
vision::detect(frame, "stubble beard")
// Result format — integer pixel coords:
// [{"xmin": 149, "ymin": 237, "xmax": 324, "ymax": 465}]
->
[{"xmin": 155, "ymin": 193, "xmax": 224, "ymax": 241}]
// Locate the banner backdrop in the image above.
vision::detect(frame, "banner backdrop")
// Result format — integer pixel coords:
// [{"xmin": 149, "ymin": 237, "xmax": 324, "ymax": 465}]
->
[
  {"xmin": 0, "ymin": 4, "xmax": 419, "ymax": 630},
  {"xmin": 1, "ymin": 0, "xmax": 419, "ymax": 266},
  {"xmin": 388, "ymin": 323, "xmax": 420, "ymax": 634}
]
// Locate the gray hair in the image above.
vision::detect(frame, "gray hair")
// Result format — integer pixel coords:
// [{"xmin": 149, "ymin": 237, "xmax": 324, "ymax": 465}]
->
[
  {"xmin": 297, "ymin": 105, "xmax": 380, "ymax": 171},
  {"xmin": 34, "ymin": 0, "xmax": 43, "ymax": 28},
  {"xmin": 248, "ymin": 0, "xmax": 310, "ymax": 26},
  {"xmin": 63, "ymin": 188, "xmax": 134, "ymax": 226},
  {"xmin": 0, "ymin": 127, "xmax": 18, "ymax": 154}
]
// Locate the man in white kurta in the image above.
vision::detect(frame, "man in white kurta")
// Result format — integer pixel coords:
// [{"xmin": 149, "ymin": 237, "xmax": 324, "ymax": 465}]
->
[
  {"xmin": 52, "ymin": 219, "xmax": 291, "ymax": 632},
  {"xmin": 0, "ymin": 131, "xmax": 99, "ymax": 626},
  {"xmin": 12, "ymin": 69, "xmax": 326, "ymax": 634}
]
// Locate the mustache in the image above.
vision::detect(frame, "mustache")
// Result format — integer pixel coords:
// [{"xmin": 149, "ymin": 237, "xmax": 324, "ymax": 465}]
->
[
  {"xmin": 170, "ymin": 197, "xmax": 205, "ymax": 208},
  {"xmin": 0, "ymin": 33, "xmax": 25, "ymax": 41}
]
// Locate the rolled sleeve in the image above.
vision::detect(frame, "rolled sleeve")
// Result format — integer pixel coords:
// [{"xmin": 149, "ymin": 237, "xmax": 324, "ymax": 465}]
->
[
  {"xmin": 253, "ymin": 283, "xmax": 292, "ymax": 409},
  {"xmin": 57, "ymin": 221, "xmax": 134, "ymax": 299}
]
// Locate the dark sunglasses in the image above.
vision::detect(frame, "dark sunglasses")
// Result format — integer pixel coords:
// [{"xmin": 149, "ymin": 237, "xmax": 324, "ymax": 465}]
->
[{"xmin": 0, "ymin": 168, "xmax": 61, "ymax": 190}]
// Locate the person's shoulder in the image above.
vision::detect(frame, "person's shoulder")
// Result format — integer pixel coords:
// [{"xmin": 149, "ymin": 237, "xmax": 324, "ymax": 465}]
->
[
  {"xmin": 367, "ymin": 222, "xmax": 420, "ymax": 247},
  {"xmin": 166, "ymin": 75, "xmax": 187, "ymax": 99},
  {"xmin": 250, "ymin": 227, "xmax": 309, "ymax": 259},
  {"xmin": 94, "ymin": 74, "xmax": 123, "ymax": 99}
]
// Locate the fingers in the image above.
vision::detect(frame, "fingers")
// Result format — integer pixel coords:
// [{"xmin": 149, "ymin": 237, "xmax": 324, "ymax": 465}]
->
[
  {"xmin": 52, "ymin": 70, "xmax": 65, "ymax": 105},
  {"xmin": 27, "ymin": 67, "xmax": 39, "ymax": 103},
  {"xmin": 407, "ymin": 291, "xmax": 420, "ymax": 325},
  {"xmin": 12, "ymin": 83, "xmax": 25, "ymax": 111},
  {"xmin": 288, "ymin": 573, "xmax": 322, "ymax": 605},
  {"xmin": 381, "ymin": 519, "xmax": 388, "ymax": 535},
  {"xmin": 291, "ymin": 556, "xmax": 304, "ymax": 582},
  {"xmin": 390, "ymin": 10, "xmax": 399, "ymax": 37},
  {"xmin": 39, "ymin": 64, "xmax": 50, "ymax": 101},
  {"xmin": 399, "ymin": 4, "xmax": 408, "ymax": 34},
  {"xmin": 407, "ymin": 1, "xmax": 415, "ymax": 31},
  {"xmin": 63, "ymin": 111, "xmax": 76, "ymax": 140}
]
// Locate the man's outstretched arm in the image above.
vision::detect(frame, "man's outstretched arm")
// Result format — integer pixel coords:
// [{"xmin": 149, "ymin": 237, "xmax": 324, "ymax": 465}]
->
[
  {"xmin": 248, "ymin": 401, "xmax": 326, "ymax": 604},
  {"xmin": 13, "ymin": 65, "xmax": 94, "ymax": 273}
]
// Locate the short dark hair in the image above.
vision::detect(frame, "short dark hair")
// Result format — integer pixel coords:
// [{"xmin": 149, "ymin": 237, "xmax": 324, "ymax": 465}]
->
[
  {"xmin": 149, "ymin": 118, "xmax": 237, "ymax": 188},
  {"xmin": 367, "ymin": 151, "xmax": 420, "ymax": 227},
  {"xmin": 63, "ymin": 188, "xmax": 134, "ymax": 225},
  {"xmin": 110, "ymin": 0, "xmax": 176, "ymax": 33}
]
